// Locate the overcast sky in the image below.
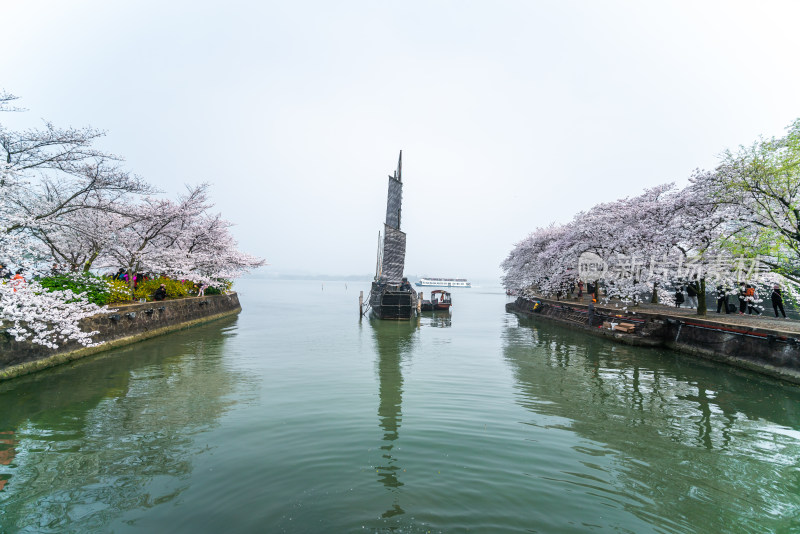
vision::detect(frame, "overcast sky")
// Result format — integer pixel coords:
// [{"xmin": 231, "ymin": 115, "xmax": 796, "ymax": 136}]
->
[{"xmin": 3, "ymin": 1, "xmax": 800, "ymax": 280}]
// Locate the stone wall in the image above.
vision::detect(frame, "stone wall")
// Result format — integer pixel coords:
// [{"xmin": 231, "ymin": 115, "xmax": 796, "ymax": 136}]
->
[
  {"xmin": 0, "ymin": 293, "xmax": 241, "ymax": 381},
  {"xmin": 507, "ymin": 297, "xmax": 800, "ymax": 384},
  {"xmin": 663, "ymin": 318, "xmax": 800, "ymax": 383}
]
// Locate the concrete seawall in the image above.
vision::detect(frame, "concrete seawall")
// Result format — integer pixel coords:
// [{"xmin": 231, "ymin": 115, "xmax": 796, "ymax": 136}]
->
[
  {"xmin": 507, "ymin": 296, "xmax": 800, "ymax": 385},
  {"xmin": 0, "ymin": 293, "xmax": 241, "ymax": 382}
]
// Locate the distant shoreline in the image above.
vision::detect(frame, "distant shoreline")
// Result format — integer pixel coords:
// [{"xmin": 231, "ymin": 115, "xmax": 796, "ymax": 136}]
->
[{"xmin": 244, "ymin": 273, "xmax": 502, "ymax": 284}]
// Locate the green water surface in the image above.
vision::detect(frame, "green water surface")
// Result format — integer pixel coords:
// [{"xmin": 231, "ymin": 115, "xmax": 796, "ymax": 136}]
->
[{"xmin": 0, "ymin": 279, "xmax": 798, "ymax": 533}]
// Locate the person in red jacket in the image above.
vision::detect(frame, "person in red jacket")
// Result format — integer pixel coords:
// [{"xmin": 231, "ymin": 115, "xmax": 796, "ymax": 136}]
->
[{"xmin": 10, "ymin": 270, "xmax": 25, "ymax": 292}]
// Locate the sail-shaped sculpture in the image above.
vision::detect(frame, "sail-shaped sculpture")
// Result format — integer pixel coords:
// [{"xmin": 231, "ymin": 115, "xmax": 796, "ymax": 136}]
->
[{"xmin": 368, "ymin": 151, "xmax": 417, "ymax": 319}]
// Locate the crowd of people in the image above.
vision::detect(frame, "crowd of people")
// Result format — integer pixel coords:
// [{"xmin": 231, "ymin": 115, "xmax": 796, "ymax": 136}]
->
[
  {"xmin": 109, "ymin": 268, "xmax": 152, "ymax": 286},
  {"xmin": 543, "ymin": 274, "xmax": 790, "ymax": 320},
  {"xmin": 707, "ymin": 282, "xmax": 787, "ymax": 318},
  {"xmin": 107, "ymin": 269, "xmax": 209, "ymax": 300},
  {"xmin": 552, "ymin": 279, "xmax": 600, "ymax": 303},
  {"xmin": 654, "ymin": 279, "xmax": 788, "ymax": 319}
]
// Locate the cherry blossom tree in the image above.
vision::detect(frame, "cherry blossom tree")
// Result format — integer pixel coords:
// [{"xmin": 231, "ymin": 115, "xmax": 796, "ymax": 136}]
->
[
  {"xmin": 100, "ymin": 184, "xmax": 212, "ymax": 293},
  {"xmin": 610, "ymin": 184, "xmax": 683, "ymax": 303},
  {"xmin": 0, "ymin": 89, "xmax": 108, "ymax": 171},
  {"xmin": 1, "ymin": 92, "xmax": 150, "ymax": 275},
  {"xmin": 98, "ymin": 183, "xmax": 266, "ymax": 293},
  {"xmin": 31, "ymin": 204, "xmax": 129, "ymax": 273},
  {"xmin": 1, "ymin": 93, "xmax": 266, "ymax": 348},
  {"xmin": 0, "ymin": 90, "xmax": 23, "ymax": 113},
  {"xmin": 0, "ymin": 281, "xmax": 103, "ymax": 349},
  {"xmin": 2, "ymin": 157, "xmax": 151, "ymax": 236},
  {"xmin": 702, "ymin": 118, "xmax": 800, "ymax": 284},
  {"xmin": 501, "ymin": 176, "xmax": 791, "ymax": 315},
  {"xmin": 502, "ymin": 223, "xmax": 576, "ymax": 296},
  {"xmin": 1, "ymin": 120, "xmax": 111, "ymax": 344},
  {"xmin": 152, "ymin": 212, "xmax": 266, "ymax": 285},
  {"xmin": 502, "ymin": 186, "xmax": 687, "ymax": 305}
]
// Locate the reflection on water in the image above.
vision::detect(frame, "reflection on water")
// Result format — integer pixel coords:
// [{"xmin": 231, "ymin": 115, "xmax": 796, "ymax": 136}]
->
[
  {"xmin": 0, "ymin": 318, "xmax": 247, "ymax": 533},
  {"xmin": 1, "ymin": 279, "xmax": 799, "ymax": 532},
  {"xmin": 370, "ymin": 318, "xmax": 419, "ymax": 520},
  {"xmin": 504, "ymin": 314, "xmax": 800, "ymax": 532},
  {"xmin": 0, "ymin": 431, "xmax": 14, "ymax": 492},
  {"xmin": 422, "ymin": 311, "xmax": 452, "ymax": 328}
]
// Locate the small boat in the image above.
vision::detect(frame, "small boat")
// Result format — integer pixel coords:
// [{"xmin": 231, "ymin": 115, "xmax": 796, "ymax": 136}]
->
[
  {"xmin": 420, "ymin": 289, "xmax": 452, "ymax": 312},
  {"xmin": 415, "ymin": 277, "xmax": 471, "ymax": 288}
]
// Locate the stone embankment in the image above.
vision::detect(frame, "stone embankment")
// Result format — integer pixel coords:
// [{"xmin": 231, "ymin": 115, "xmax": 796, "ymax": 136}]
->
[
  {"xmin": 0, "ymin": 293, "xmax": 241, "ymax": 382},
  {"xmin": 507, "ymin": 296, "xmax": 800, "ymax": 384}
]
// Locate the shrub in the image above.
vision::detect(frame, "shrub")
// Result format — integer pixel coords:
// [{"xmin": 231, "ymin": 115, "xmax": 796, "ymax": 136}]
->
[
  {"xmin": 134, "ymin": 278, "xmax": 192, "ymax": 301},
  {"xmin": 204, "ymin": 279, "xmax": 233, "ymax": 295},
  {"xmin": 106, "ymin": 279, "xmax": 134, "ymax": 303},
  {"xmin": 38, "ymin": 273, "xmax": 117, "ymax": 305}
]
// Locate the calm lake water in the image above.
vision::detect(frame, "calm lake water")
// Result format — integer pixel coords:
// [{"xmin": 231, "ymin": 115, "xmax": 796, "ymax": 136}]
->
[{"xmin": 1, "ymin": 278, "xmax": 799, "ymax": 533}]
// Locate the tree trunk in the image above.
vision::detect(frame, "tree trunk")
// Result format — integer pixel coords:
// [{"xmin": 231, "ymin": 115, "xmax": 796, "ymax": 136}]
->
[
  {"xmin": 651, "ymin": 282, "xmax": 659, "ymax": 304},
  {"xmin": 83, "ymin": 251, "xmax": 99, "ymax": 272},
  {"xmin": 697, "ymin": 278, "xmax": 707, "ymax": 316}
]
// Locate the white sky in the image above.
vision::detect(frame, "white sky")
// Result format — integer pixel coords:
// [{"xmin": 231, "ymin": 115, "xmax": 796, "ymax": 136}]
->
[{"xmin": 3, "ymin": 1, "xmax": 799, "ymax": 279}]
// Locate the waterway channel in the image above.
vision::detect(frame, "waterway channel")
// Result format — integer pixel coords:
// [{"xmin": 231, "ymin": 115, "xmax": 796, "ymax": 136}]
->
[{"xmin": 0, "ymin": 278, "xmax": 798, "ymax": 533}]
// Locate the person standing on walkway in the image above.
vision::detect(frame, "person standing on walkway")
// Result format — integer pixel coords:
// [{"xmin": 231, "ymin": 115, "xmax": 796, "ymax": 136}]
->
[
  {"xmin": 738, "ymin": 283, "xmax": 747, "ymax": 314},
  {"xmin": 745, "ymin": 284, "xmax": 759, "ymax": 315},
  {"xmin": 716, "ymin": 285, "xmax": 730, "ymax": 314},
  {"xmin": 686, "ymin": 280, "xmax": 699, "ymax": 308},
  {"xmin": 675, "ymin": 287, "xmax": 685, "ymax": 307},
  {"xmin": 772, "ymin": 285, "xmax": 787, "ymax": 318},
  {"xmin": 577, "ymin": 280, "xmax": 584, "ymax": 300}
]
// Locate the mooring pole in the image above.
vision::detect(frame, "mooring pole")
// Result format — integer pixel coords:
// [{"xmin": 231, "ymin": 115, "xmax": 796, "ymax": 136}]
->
[
  {"xmin": 359, "ymin": 291, "xmax": 363, "ymax": 317},
  {"xmin": 417, "ymin": 292, "xmax": 422, "ymax": 313}
]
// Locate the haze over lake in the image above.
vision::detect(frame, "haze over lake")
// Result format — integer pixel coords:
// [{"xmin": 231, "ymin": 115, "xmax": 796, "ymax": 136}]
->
[{"xmin": 4, "ymin": 2, "xmax": 800, "ymax": 280}]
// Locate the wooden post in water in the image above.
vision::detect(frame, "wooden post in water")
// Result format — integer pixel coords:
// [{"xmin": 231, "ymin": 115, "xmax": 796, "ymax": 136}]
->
[
  {"xmin": 359, "ymin": 291, "xmax": 363, "ymax": 317},
  {"xmin": 417, "ymin": 292, "xmax": 422, "ymax": 313}
]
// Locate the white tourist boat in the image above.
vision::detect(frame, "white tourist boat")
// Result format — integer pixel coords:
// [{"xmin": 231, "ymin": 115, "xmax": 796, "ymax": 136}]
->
[{"xmin": 415, "ymin": 277, "xmax": 471, "ymax": 288}]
